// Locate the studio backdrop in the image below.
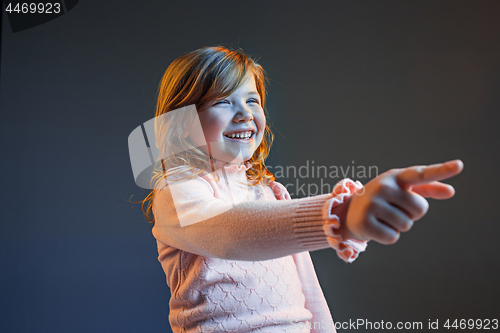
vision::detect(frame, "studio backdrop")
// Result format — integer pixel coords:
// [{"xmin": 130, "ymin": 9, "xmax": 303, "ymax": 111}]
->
[{"xmin": 1, "ymin": 1, "xmax": 499, "ymax": 332}]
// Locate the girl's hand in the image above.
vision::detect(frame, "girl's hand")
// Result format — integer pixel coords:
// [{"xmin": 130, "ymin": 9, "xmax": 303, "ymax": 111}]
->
[{"xmin": 343, "ymin": 159, "xmax": 464, "ymax": 244}]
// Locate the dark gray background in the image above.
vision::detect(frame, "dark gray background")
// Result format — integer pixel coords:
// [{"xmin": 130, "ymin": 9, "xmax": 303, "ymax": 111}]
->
[{"xmin": 1, "ymin": 1, "xmax": 499, "ymax": 332}]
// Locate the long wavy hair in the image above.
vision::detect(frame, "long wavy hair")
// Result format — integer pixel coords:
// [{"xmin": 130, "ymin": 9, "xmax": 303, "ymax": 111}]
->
[{"xmin": 140, "ymin": 46, "xmax": 275, "ymax": 224}]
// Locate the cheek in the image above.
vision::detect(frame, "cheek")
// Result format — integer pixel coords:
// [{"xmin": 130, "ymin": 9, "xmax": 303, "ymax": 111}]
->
[
  {"xmin": 256, "ymin": 112, "xmax": 266, "ymax": 136},
  {"xmin": 203, "ymin": 119, "xmax": 226, "ymax": 141},
  {"xmin": 253, "ymin": 116, "xmax": 266, "ymax": 148},
  {"xmin": 198, "ymin": 111, "xmax": 224, "ymax": 141}
]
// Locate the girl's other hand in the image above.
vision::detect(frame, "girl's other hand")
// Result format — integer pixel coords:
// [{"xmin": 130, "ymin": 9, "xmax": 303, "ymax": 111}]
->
[{"xmin": 344, "ymin": 159, "xmax": 464, "ymax": 245}]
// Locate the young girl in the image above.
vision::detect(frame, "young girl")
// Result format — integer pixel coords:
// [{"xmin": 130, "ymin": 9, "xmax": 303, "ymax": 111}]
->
[{"xmin": 141, "ymin": 46, "xmax": 463, "ymax": 332}]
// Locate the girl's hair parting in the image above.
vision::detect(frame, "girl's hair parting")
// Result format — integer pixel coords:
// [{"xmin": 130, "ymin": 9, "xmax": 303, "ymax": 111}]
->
[{"xmin": 140, "ymin": 45, "xmax": 275, "ymax": 224}]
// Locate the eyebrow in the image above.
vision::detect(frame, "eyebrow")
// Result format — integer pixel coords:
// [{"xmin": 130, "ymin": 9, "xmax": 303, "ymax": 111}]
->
[{"xmin": 247, "ymin": 91, "xmax": 259, "ymax": 96}]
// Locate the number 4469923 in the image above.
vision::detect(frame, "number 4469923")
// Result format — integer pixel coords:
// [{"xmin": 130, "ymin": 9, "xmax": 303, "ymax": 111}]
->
[
  {"xmin": 444, "ymin": 319, "xmax": 498, "ymax": 330},
  {"xmin": 5, "ymin": 3, "xmax": 62, "ymax": 14}
]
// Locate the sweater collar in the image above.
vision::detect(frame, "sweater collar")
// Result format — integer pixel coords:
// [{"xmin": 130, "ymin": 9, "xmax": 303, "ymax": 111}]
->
[
  {"xmin": 209, "ymin": 159, "xmax": 250, "ymax": 170},
  {"xmin": 209, "ymin": 159, "xmax": 251, "ymax": 180}
]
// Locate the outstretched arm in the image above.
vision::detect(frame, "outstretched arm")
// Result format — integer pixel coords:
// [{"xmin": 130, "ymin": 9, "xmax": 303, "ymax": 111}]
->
[
  {"xmin": 338, "ymin": 159, "xmax": 464, "ymax": 244},
  {"xmin": 152, "ymin": 176, "xmax": 335, "ymax": 261}
]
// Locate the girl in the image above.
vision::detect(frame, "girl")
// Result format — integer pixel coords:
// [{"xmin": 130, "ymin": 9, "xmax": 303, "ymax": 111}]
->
[{"xmin": 141, "ymin": 46, "xmax": 463, "ymax": 332}]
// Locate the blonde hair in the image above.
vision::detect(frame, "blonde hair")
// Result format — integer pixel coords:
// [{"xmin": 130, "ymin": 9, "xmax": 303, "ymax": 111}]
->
[{"xmin": 141, "ymin": 46, "xmax": 275, "ymax": 224}]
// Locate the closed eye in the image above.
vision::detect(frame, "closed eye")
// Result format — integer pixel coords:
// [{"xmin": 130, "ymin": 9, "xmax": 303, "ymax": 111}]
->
[
  {"xmin": 213, "ymin": 98, "xmax": 260, "ymax": 106},
  {"xmin": 213, "ymin": 99, "xmax": 229, "ymax": 106},
  {"xmin": 247, "ymin": 98, "xmax": 260, "ymax": 104}
]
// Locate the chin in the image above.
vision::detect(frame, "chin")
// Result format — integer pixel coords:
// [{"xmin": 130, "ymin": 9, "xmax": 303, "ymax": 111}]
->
[{"xmin": 241, "ymin": 149, "xmax": 258, "ymax": 161}]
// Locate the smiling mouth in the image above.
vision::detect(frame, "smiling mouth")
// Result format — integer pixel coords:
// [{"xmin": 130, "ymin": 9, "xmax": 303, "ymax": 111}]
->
[{"xmin": 223, "ymin": 130, "xmax": 254, "ymax": 141}]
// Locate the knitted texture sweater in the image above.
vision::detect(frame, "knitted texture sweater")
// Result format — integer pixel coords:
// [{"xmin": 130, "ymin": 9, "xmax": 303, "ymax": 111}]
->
[{"xmin": 152, "ymin": 163, "xmax": 367, "ymax": 332}]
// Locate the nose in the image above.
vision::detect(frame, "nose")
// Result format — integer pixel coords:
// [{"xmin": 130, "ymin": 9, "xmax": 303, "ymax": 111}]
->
[{"xmin": 233, "ymin": 104, "xmax": 253, "ymax": 123}]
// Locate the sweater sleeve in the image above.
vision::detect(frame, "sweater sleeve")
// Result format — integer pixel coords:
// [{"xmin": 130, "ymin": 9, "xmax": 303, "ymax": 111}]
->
[
  {"xmin": 152, "ymin": 173, "xmax": 367, "ymax": 262},
  {"xmin": 266, "ymin": 179, "xmax": 368, "ymax": 263},
  {"xmin": 322, "ymin": 179, "xmax": 368, "ymax": 263},
  {"xmin": 152, "ymin": 175, "xmax": 333, "ymax": 261}
]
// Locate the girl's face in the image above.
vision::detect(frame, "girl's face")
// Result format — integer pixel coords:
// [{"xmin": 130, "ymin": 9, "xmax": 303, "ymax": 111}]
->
[{"xmin": 187, "ymin": 74, "xmax": 266, "ymax": 164}]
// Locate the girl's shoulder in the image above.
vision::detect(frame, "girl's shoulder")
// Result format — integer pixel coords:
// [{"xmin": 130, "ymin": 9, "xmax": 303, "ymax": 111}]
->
[
  {"xmin": 266, "ymin": 180, "xmax": 292, "ymax": 201},
  {"xmin": 155, "ymin": 165, "xmax": 214, "ymax": 191}
]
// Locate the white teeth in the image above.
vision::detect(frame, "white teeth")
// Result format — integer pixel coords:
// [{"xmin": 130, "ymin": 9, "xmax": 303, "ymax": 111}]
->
[{"xmin": 226, "ymin": 131, "xmax": 252, "ymax": 139}]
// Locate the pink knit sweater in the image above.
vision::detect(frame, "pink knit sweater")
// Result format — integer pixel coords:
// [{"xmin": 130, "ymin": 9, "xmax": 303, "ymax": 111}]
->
[{"xmin": 152, "ymin": 162, "xmax": 367, "ymax": 332}]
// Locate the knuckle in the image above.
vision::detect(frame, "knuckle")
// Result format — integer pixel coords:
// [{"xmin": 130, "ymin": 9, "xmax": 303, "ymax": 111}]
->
[
  {"xmin": 384, "ymin": 232, "xmax": 400, "ymax": 245},
  {"xmin": 422, "ymin": 200, "xmax": 429, "ymax": 214},
  {"xmin": 364, "ymin": 217, "xmax": 377, "ymax": 230},
  {"xmin": 414, "ymin": 199, "xmax": 429, "ymax": 218},
  {"xmin": 416, "ymin": 166, "xmax": 427, "ymax": 181},
  {"xmin": 377, "ymin": 181, "xmax": 391, "ymax": 194},
  {"xmin": 400, "ymin": 219, "xmax": 414, "ymax": 232},
  {"xmin": 373, "ymin": 180, "xmax": 394, "ymax": 196},
  {"xmin": 364, "ymin": 218, "xmax": 379, "ymax": 236},
  {"xmin": 367, "ymin": 200, "xmax": 380, "ymax": 212},
  {"xmin": 367, "ymin": 219, "xmax": 400, "ymax": 245}
]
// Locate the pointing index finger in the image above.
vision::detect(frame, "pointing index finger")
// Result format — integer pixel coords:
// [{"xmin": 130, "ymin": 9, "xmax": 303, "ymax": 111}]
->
[{"xmin": 396, "ymin": 159, "xmax": 464, "ymax": 188}]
